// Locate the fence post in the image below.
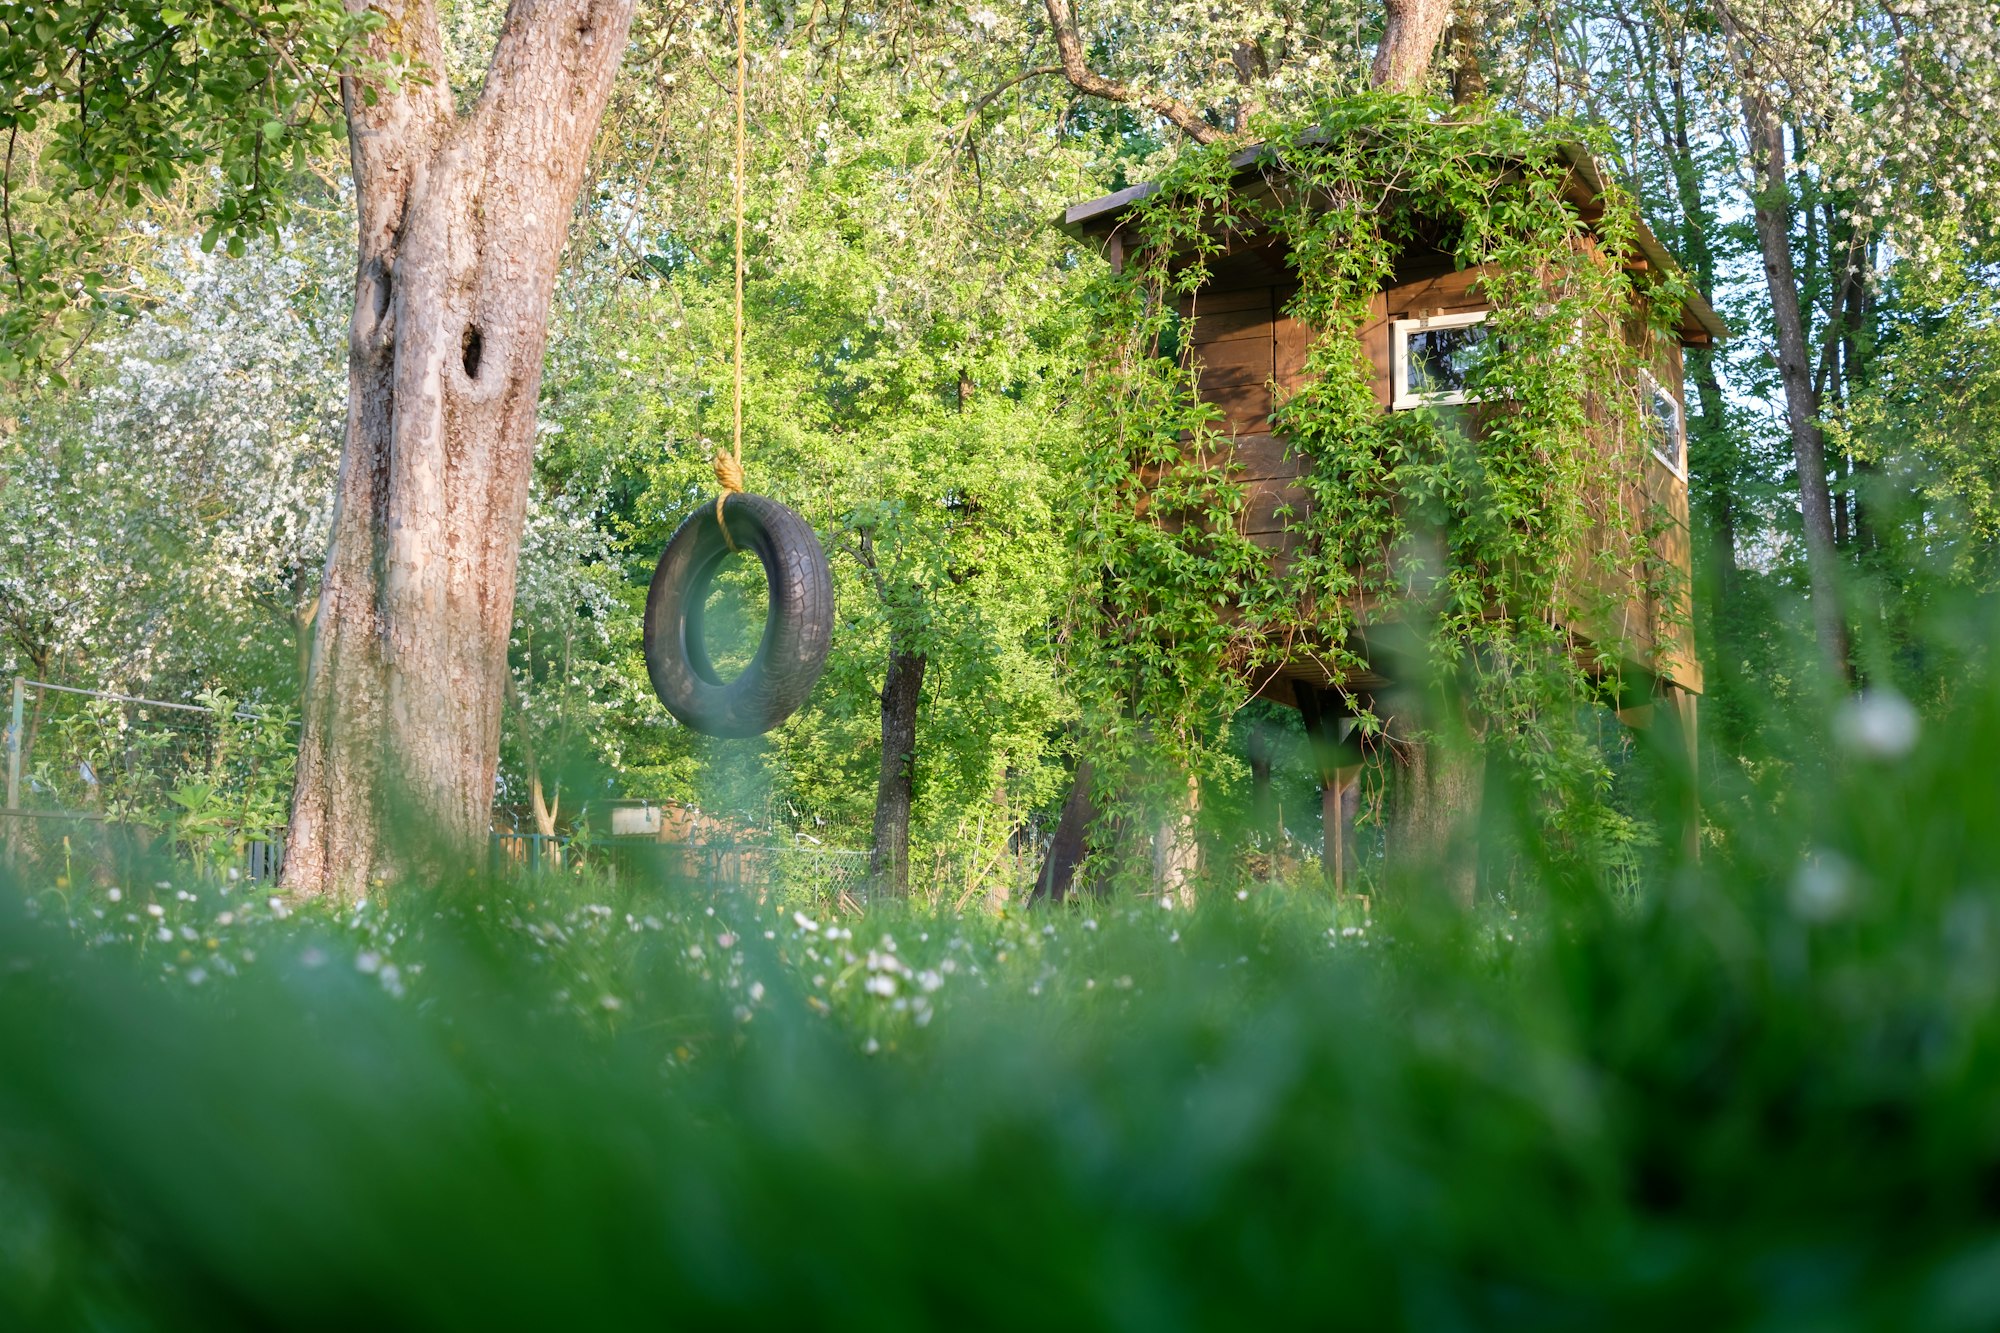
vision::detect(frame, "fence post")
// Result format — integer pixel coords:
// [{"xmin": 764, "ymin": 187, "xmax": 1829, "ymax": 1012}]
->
[{"xmin": 4, "ymin": 676, "xmax": 22, "ymax": 870}]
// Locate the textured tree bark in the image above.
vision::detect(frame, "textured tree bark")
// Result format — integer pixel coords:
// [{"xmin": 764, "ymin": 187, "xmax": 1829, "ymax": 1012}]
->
[
  {"xmin": 1448, "ymin": 7, "xmax": 1486, "ymax": 104},
  {"xmin": 869, "ymin": 644, "xmax": 927, "ymax": 898},
  {"xmin": 282, "ymin": 0, "xmax": 637, "ymax": 900},
  {"xmin": 1372, "ymin": 0, "xmax": 1455, "ymax": 92},
  {"xmin": 1738, "ymin": 86, "xmax": 1851, "ymax": 678}
]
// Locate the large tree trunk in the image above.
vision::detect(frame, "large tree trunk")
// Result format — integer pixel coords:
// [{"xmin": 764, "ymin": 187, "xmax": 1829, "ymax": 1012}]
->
[
  {"xmin": 1737, "ymin": 86, "xmax": 1851, "ymax": 678},
  {"xmin": 1372, "ymin": 0, "xmax": 1455, "ymax": 92},
  {"xmin": 282, "ymin": 0, "xmax": 637, "ymax": 900},
  {"xmin": 869, "ymin": 644, "xmax": 927, "ymax": 898}
]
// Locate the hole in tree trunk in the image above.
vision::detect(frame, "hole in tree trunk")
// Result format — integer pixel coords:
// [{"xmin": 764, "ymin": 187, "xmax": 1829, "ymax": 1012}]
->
[
  {"xmin": 461, "ymin": 325, "xmax": 484, "ymax": 379},
  {"xmin": 373, "ymin": 266, "xmax": 391, "ymax": 320}
]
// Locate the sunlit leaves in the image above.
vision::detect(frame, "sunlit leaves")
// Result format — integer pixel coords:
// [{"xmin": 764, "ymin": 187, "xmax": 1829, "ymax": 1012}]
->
[{"xmin": 0, "ymin": 0, "xmax": 382, "ymax": 376}]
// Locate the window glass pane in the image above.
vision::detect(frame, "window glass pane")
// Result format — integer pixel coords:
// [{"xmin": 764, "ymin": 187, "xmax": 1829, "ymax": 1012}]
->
[
  {"xmin": 1649, "ymin": 385, "xmax": 1681, "ymax": 471},
  {"xmin": 1406, "ymin": 322, "xmax": 1488, "ymax": 397}
]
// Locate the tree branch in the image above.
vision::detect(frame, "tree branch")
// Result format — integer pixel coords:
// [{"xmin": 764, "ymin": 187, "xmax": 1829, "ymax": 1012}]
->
[
  {"xmin": 3, "ymin": 126, "xmax": 23, "ymax": 301},
  {"xmin": 955, "ymin": 63, "xmax": 1063, "ymax": 145},
  {"xmin": 1042, "ymin": 0, "xmax": 1224, "ymax": 145}
]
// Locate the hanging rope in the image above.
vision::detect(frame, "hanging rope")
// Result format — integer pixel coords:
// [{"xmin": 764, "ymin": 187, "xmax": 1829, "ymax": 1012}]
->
[{"xmin": 712, "ymin": 0, "xmax": 748, "ymax": 548}]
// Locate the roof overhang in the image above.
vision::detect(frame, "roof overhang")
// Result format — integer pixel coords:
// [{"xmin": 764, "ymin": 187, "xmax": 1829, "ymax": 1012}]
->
[{"xmin": 1060, "ymin": 137, "xmax": 1727, "ymax": 347}]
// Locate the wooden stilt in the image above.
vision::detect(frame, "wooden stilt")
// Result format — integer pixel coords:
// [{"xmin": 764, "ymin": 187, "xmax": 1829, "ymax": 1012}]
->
[
  {"xmin": 1668, "ymin": 683, "xmax": 1701, "ymax": 862},
  {"xmin": 1295, "ymin": 680, "xmax": 1365, "ymax": 893},
  {"xmin": 1616, "ymin": 678, "xmax": 1703, "ymax": 864},
  {"xmin": 1322, "ymin": 763, "xmax": 1362, "ymax": 891}
]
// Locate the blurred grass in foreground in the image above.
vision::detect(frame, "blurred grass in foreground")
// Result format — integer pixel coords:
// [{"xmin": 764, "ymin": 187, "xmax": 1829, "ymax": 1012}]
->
[{"xmin": 2, "ymin": 613, "xmax": 1999, "ymax": 1330}]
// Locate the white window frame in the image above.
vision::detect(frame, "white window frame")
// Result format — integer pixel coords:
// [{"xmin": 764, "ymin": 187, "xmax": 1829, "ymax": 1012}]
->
[
  {"xmin": 1390, "ymin": 308, "xmax": 1491, "ymax": 410},
  {"xmin": 1641, "ymin": 371, "xmax": 1687, "ymax": 480}
]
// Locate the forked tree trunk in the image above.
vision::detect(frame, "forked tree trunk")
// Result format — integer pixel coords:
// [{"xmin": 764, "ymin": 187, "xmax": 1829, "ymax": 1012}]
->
[
  {"xmin": 282, "ymin": 0, "xmax": 637, "ymax": 900},
  {"xmin": 530, "ymin": 771, "xmax": 559, "ymax": 838},
  {"xmin": 869, "ymin": 644, "xmax": 927, "ymax": 898}
]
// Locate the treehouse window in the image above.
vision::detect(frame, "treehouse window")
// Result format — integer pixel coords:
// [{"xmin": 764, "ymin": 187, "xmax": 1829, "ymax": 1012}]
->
[
  {"xmin": 1643, "ymin": 372, "xmax": 1685, "ymax": 477},
  {"xmin": 1391, "ymin": 310, "xmax": 1491, "ymax": 409}
]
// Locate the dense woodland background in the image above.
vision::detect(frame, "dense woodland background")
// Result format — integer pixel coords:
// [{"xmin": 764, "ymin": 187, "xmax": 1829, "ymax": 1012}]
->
[{"xmin": 2, "ymin": 0, "xmax": 1995, "ymax": 886}]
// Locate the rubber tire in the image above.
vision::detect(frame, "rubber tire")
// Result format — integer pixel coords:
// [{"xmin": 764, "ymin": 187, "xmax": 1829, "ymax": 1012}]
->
[{"xmin": 643, "ymin": 493, "xmax": 834, "ymax": 738}]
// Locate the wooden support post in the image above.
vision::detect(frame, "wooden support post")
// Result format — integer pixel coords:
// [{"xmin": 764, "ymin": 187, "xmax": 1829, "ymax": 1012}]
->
[
  {"xmin": 1668, "ymin": 684, "xmax": 1701, "ymax": 862},
  {"xmin": 1321, "ymin": 777, "xmax": 1341, "ymax": 887},
  {"xmin": 4, "ymin": 676, "xmax": 21, "ymax": 872},
  {"xmin": 1617, "ymin": 678, "xmax": 1702, "ymax": 863},
  {"xmin": 1321, "ymin": 763, "xmax": 1362, "ymax": 891},
  {"xmin": 1152, "ymin": 768, "xmax": 1200, "ymax": 907},
  {"xmin": 1296, "ymin": 680, "xmax": 1364, "ymax": 893}
]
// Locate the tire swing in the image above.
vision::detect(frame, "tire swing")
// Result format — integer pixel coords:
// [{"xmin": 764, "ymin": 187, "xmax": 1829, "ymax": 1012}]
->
[{"xmin": 642, "ymin": 0, "xmax": 832, "ymax": 738}]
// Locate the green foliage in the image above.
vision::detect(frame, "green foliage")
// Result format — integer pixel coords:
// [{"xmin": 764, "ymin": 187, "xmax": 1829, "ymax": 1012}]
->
[
  {"xmin": 531, "ymin": 58, "xmax": 1095, "ymax": 868},
  {"xmin": 1, "ymin": 599, "xmax": 1997, "ymax": 1327},
  {"xmin": 0, "ymin": 0, "xmax": 385, "ymax": 377},
  {"xmin": 1068, "ymin": 96, "xmax": 1694, "ymax": 870},
  {"xmin": 23, "ymin": 690, "xmax": 294, "ymax": 877},
  {"xmin": 1837, "ymin": 253, "xmax": 2000, "ymax": 592}
]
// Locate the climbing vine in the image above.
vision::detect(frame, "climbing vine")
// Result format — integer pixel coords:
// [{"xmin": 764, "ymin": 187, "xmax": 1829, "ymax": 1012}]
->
[{"xmin": 1065, "ymin": 95, "xmax": 1696, "ymax": 880}]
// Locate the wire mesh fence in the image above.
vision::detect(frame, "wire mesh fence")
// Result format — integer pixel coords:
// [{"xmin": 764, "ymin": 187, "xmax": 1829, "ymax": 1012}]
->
[
  {"xmin": 489, "ymin": 831, "xmax": 877, "ymax": 906},
  {"xmin": 3, "ymin": 677, "xmax": 1039, "ymax": 909},
  {"xmin": 2, "ymin": 677, "xmax": 295, "ymax": 887}
]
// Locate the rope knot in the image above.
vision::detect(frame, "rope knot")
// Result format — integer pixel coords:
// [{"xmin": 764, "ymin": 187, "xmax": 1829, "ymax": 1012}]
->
[
  {"xmin": 712, "ymin": 452, "xmax": 744, "ymax": 552},
  {"xmin": 712, "ymin": 451, "xmax": 745, "ymax": 495}
]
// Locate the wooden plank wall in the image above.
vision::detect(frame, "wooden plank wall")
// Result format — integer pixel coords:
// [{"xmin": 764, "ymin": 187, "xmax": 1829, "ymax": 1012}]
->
[{"xmin": 1178, "ymin": 263, "xmax": 1700, "ymax": 696}]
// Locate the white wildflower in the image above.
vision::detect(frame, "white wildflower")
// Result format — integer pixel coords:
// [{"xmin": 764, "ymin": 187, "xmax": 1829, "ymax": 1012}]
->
[
  {"xmin": 1835, "ymin": 690, "xmax": 1920, "ymax": 760},
  {"xmin": 1791, "ymin": 852, "xmax": 1858, "ymax": 922}
]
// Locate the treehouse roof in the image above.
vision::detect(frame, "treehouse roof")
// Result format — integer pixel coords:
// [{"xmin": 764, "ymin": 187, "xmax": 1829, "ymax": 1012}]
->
[{"xmin": 1062, "ymin": 138, "xmax": 1728, "ymax": 348}]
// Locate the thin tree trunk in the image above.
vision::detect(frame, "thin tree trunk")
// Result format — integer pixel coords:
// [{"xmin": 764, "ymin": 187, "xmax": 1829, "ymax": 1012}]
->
[
  {"xmin": 1650, "ymin": 47, "xmax": 1738, "ymax": 673},
  {"xmin": 1738, "ymin": 87, "xmax": 1850, "ymax": 678},
  {"xmin": 1031, "ymin": 758, "xmax": 1097, "ymax": 904},
  {"xmin": 293, "ymin": 591, "xmax": 318, "ymax": 694},
  {"xmin": 1448, "ymin": 7, "xmax": 1486, "ymax": 104},
  {"xmin": 282, "ymin": 0, "xmax": 638, "ymax": 900},
  {"xmin": 869, "ymin": 644, "xmax": 926, "ymax": 898}
]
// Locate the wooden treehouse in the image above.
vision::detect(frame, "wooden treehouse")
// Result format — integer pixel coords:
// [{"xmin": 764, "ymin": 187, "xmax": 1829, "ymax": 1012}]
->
[{"xmin": 1049, "ymin": 140, "xmax": 1725, "ymax": 900}]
